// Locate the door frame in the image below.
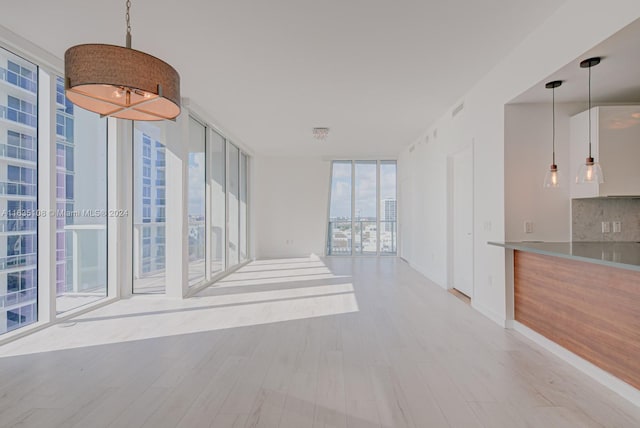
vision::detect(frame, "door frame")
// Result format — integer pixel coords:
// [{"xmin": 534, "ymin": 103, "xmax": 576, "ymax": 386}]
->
[{"xmin": 447, "ymin": 143, "xmax": 475, "ymax": 299}]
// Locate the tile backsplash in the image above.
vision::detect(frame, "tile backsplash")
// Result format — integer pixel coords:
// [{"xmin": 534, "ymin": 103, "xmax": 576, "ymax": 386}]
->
[{"xmin": 572, "ymin": 198, "xmax": 640, "ymax": 242}]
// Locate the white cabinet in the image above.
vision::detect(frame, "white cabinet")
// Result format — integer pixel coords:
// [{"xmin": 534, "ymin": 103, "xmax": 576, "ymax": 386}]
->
[{"xmin": 570, "ymin": 106, "xmax": 640, "ymax": 198}]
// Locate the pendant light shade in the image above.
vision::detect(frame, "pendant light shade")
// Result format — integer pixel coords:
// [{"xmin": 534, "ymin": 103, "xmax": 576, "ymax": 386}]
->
[
  {"xmin": 64, "ymin": 1, "xmax": 180, "ymax": 121},
  {"xmin": 575, "ymin": 57, "xmax": 603, "ymax": 184},
  {"xmin": 576, "ymin": 158, "xmax": 604, "ymax": 184},
  {"xmin": 543, "ymin": 80, "xmax": 563, "ymax": 188}
]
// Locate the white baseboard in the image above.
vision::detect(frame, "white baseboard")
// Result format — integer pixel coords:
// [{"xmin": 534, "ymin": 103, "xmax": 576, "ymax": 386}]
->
[
  {"xmin": 407, "ymin": 261, "xmax": 447, "ymax": 290},
  {"xmin": 512, "ymin": 320, "xmax": 640, "ymax": 407},
  {"xmin": 471, "ymin": 301, "xmax": 506, "ymax": 327}
]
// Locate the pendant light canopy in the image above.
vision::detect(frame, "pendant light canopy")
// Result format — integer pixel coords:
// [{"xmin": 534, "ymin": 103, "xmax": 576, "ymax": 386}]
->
[
  {"xmin": 64, "ymin": 0, "xmax": 181, "ymax": 121},
  {"xmin": 575, "ymin": 57, "xmax": 603, "ymax": 184},
  {"xmin": 543, "ymin": 80, "xmax": 563, "ymax": 188}
]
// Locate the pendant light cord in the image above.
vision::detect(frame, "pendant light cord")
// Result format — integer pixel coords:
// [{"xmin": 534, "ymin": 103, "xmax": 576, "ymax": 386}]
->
[
  {"xmin": 588, "ymin": 62, "xmax": 592, "ymax": 158},
  {"xmin": 552, "ymin": 86, "xmax": 556, "ymax": 165},
  {"xmin": 125, "ymin": 0, "xmax": 132, "ymax": 48}
]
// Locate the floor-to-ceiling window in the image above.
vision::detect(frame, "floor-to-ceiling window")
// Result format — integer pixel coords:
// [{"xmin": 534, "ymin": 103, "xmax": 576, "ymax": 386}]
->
[
  {"xmin": 209, "ymin": 130, "xmax": 226, "ymax": 275},
  {"xmin": 354, "ymin": 161, "xmax": 377, "ymax": 255},
  {"xmin": 55, "ymin": 76, "xmax": 108, "ymax": 313},
  {"xmin": 0, "ymin": 47, "xmax": 38, "ymax": 333},
  {"xmin": 227, "ymin": 143, "xmax": 240, "ymax": 267},
  {"xmin": 239, "ymin": 152, "xmax": 248, "ymax": 262},
  {"xmin": 327, "ymin": 161, "xmax": 353, "ymax": 255},
  {"xmin": 188, "ymin": 117, "xmax": 206, "ymax": 286},
  {"xmin": 327, "ymin": 160, "xmax": 397, "ymax": 256},
  {"xmin": 379, "ymin": 160, "xmax": 397, "ymax": 255},
  {"xmin": 133, "ymin": 123, "xmax": 167, "ymax": 294}
]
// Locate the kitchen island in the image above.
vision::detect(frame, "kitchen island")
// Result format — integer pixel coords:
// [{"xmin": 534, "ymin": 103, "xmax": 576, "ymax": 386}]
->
[{"xmin": 490, "ymin": 241, "xmax": 640, "ymax": 392}]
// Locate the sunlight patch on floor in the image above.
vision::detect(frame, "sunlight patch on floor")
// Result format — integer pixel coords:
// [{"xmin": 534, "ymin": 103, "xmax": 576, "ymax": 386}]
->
[{"xmin": 0, "ymin": 256, "xmax": 358, "ymax": 358}]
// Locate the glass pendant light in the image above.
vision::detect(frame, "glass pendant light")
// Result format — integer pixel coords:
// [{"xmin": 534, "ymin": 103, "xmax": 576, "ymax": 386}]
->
[
  {"xmin": 575, "ymin": 57, "xmax": 604, "ymax": 184},
  {"xmin": 543, "ymin": 80, "xmax": 562, "ymax": 188}
]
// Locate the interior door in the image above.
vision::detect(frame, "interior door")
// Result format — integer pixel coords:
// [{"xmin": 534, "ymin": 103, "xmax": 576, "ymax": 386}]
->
[{"xmin": 452, "ymin": 147, "xmax": 474, "ymax": 297}]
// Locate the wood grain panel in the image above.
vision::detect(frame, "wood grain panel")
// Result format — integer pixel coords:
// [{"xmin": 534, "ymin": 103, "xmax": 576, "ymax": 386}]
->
[{"xmin": 514, "ymin": 250, "xmax": 640, "ymax": 390}]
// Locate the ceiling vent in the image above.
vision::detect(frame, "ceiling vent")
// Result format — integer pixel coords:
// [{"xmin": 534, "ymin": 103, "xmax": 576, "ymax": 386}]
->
[
  {"xmin": 312, "ymin": 127, "xmax": 329, "ymax": 140},
  {"xmin": 452, "ymin": 102, "xmax": 464, "ymax": 118}
]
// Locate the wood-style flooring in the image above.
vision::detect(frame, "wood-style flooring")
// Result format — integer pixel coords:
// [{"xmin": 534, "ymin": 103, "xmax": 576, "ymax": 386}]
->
[{"xmin": 0, "ymin": 256, "xmax": 639, "ymax": 427}]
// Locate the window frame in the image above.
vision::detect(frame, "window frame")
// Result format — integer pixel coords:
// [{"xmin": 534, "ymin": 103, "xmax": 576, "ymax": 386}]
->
[{"xmin": 326, "ymin": 159, "xmax": 398, "ymax": 257}]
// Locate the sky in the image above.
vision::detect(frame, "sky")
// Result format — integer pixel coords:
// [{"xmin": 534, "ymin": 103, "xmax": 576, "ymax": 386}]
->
[{"xmin": 330, "ymin": 161, "xmax": 396, "ymax": 220}]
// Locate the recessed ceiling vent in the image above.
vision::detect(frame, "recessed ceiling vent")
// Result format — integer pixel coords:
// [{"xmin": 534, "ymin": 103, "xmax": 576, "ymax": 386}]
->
[
  {"xmin": 312, "ymin": 127, "xmax": 330, "ymax": 140},
  {"xmin": 452, "ymin": 102, "xmax": 464, "ymax": 118}
]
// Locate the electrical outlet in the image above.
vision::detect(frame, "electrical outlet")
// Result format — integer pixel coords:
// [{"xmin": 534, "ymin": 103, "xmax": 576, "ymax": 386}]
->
[
  {"xmin": 613, "ymin": 221, "xmax": 621, "ymax": 233},
  {"xmin": 601, "ymin": 221, "xmax": 611, "ymax": 233},
  {"xmin": 524, "ymin": 221, "xmax": 533, "ymax": 234}
]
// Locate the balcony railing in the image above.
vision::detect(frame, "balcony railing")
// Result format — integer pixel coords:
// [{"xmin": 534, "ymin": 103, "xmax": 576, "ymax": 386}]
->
[
  {"xmin": 0, "ymin": 105, "xmax": 37, "ymax": 128},
  {"xmin": 0, "ymin": 143, "xmax": 37, "ymax": 162},
  {"xmin": 1, "ymin": 286, "xmax": 37, "ymax": 308},
  {"xmin": 327, "ymin": 220, "xmax": 397, "ymax": 256},
  {"xmin": 0, "ymin": 218, "xmax": 38, "ymax": 233},
  {"xmin": 0, "ymin": 66, "xmax": 37, "ymax": 93},
  {"xmin": 0, "ymin": 181, "xmax": 37, "ymax": 197},
  {"xmin": 0, "ymin": 252, "xmax": 37, "ymax": 270}
]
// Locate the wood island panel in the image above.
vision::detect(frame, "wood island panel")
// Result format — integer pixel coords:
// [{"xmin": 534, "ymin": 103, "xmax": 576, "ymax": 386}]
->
[{"xmin": 514, "ymin": 250, "xmax": 640, "ymax": 390}]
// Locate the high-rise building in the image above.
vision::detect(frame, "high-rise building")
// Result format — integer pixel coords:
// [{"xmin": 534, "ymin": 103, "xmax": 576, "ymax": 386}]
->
[
  {"xmin": 133, "ymin": 129, "xmax": 167, "ymax": 282},
  {"xmin": 381, "ymin": 198, "xmax": 397, "ymax": 232},
  {"xmin": 0, "ymin": 48, "xmax": 38, "ymax": 334}
]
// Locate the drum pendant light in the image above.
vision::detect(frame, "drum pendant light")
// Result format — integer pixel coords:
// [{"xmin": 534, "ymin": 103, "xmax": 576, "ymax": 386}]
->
[
  {"xmin": 543, "ymin": 80, "xmax": 563, "ymax": 188},
  {"xmin": 64, "ymin": 0, "xmax": 181, "ymax": 121},
  {"xmin": 575, "ymin": 57, "xmax": 603, "ymax": 184}
]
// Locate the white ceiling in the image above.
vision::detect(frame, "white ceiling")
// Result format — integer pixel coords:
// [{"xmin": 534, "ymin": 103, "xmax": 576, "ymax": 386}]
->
[
  {"xmin": 510, "ymin": 18, "xmax": 640, "ymax": 105},
  {"xmin": 1, "ymin": 0, "xmax": 565, "ymax": 157}
]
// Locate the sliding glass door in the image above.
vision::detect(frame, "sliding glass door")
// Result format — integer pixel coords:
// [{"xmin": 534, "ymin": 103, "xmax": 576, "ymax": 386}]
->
[
  {"xmin": 55, "ymin": 76, "xmax": 108, "ymax": 313},
  {"xmin": 209, "ymin": 130, "xmax": 226, "ymax": 275},
  {"xmin": 227, "ymin": 143, "xmax": 240, "ymax": 267},
  {"xmin": 133, "ymin": 123, "xmax": 167, "ymax": 294},
  {"xmin": 240, "ymin": 153, "xmax": 248, "ymax": 262},
  {"xmin": 188, "ymin": 118, "xmax": 206, "ymax": 286}
]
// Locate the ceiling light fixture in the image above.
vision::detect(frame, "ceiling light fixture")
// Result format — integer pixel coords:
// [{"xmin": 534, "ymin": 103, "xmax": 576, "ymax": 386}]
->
[
  {"xmin": 64, "ymin": 0, "xmax": 181, "ymax": 121},
  {"xmin": 575, "ymin": 57, "xmax": 603, "ymax": 184},
  {"xmin": 543, "ymin": 80, "xmax": 562, "ymax": 188},
  {"xmin": 313, "ymin": 127, "xmax": 330, "ymax": 140}
]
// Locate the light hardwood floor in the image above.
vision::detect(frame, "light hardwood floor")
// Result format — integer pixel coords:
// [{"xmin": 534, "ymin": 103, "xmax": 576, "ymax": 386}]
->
[{"xmin": 1, "ymin": 256, "xmax": 640, "ymax": 427}]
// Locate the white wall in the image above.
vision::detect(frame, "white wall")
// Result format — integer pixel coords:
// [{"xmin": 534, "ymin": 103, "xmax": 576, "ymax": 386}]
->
[
  {"xmin": 398, "ymin": 1, "xmax": 640, "ymax": 326},
  {"xmin": 505, "ymin": 102, "xmax": 585, "ymax": 242},
  {"xmin": 253, "ymin": 157, "xmax": 330, "ymax": 259}
]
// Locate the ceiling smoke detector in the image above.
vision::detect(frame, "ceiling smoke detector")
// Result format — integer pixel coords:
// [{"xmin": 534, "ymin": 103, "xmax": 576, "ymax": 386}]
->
[{"xmin": 312, "ymin": 127, "xmax": 330, "ymax": 140}]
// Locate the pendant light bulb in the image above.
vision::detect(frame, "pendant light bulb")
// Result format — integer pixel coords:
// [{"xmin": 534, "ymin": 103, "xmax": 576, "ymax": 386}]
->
[
  {"xmin": 576, "ymin": 157, "xmax": 604, "ymax": 184},
  {"xmin": 543, "ymin": 80, "xmax": 563, "ymax": 188},
  {"xmin": 544, "ymin": 164, "xmax": 562, "ymax": 188},
  {"xmin": 575, "ymin": 57, "xmax": 604, "ymax": 184}
]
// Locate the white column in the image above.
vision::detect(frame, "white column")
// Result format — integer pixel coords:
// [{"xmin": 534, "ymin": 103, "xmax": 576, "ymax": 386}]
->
[
  {"xmin": 165, "ymin": 114, "xmax": 189, "ymax": 298},
  {"xmin": 108, "ymin": 118, "xmax": 132, "ymax": 299},
  {"xmin": 37, "ymin": 68, "xmax": 56, "ymax": 321}
]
